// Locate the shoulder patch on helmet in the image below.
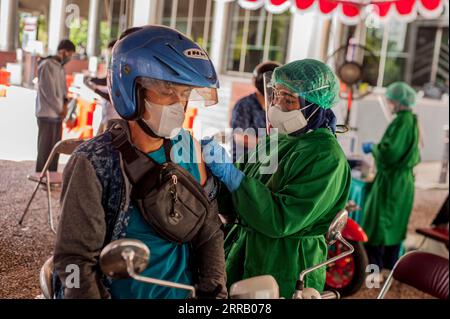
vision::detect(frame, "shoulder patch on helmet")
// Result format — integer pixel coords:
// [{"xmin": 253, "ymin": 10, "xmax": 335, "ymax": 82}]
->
[{"xmin": 183, "ymin": 48, "xmax": 208, "ymax": 60}]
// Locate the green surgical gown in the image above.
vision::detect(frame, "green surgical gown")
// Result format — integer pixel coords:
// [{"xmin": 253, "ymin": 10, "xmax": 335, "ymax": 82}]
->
[
  {"xmin": 362, "ymin": 110, "xmax": 420, "ymax": 246},
  {"xmin": 222, "ymin": 128, "xmax": 351, "ymax": 298}
]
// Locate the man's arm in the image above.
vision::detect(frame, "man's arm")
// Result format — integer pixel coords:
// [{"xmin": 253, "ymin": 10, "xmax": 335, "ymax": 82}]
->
[
  {"xmin": 54, "ymin": 154, "xmax": 110, "ymax": 299},
  {"xmin": 191, "ymin": 199, "xmax": 227, "ymax": 299}
]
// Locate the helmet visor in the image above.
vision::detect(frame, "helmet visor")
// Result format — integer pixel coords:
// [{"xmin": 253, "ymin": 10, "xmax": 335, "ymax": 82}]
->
[{"xmin": 137, "ymin": 77, "xmax": 218, "ymax": 108}]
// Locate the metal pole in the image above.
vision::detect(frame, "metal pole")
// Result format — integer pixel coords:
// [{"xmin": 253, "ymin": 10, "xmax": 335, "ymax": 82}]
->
[
  {"xmin": 239, "ymin": 9, "xmax": 251, "ymax": 73},
  {"xmin": 430, "ymin": 27, "xmax": 443, "ymax": 83},
  {"xmin": 0, "ymin": 0, "xmax": 19, "ymax": 51},
  {"xmin": 298, "ymin": 233, "xmax": 354, "ymax": 283},
  {"xmin": 404, "ymin": 23, "xmax": 418, "ymax": 85},
  {"xmin": 377, "ymin": 25, "xmax": 389, "ymax": 88},
  {"xmin": 46, "ymin": 171, "xmax": 56, "ymax": 234},
  {"xmin": 170, "ymin": 0, "xmax": 178, "ymax": 29},
  {"xmin": 262, "ymin": 12, "xmax": 272, "ymax": 62},
  {"xmin": 186, "ymin": 0, "xmax": 194, "ymax": 38},
  {"xmin": 48, "ymin": 0, "xmax": 68, "ymax": 55},
  {"xmin": 87, "ymin": 0, "xmax": 101, "ymax": 57},
  {"xmin": 124, "ymin": 250, "xmax": 196, "ymax": 298},
  {"xmin": 439, "ymin": 125, "xmax": 449, "ymax": 184},
  {"xmin": 202, "ymin": 0, "xmax": 212, "ymax": 48}
]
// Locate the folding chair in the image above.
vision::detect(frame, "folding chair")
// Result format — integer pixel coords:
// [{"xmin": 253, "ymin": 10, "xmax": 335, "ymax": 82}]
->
[
  {"xmin": 378, "ymin": 251, "xmax": 449, "ymax": 299},
  {"xmin": 416, "ymin": 195, "xmax": 449, "ymax": 249},
  {"xmin": 19, "ymin": 138, "xmax": 85, "ymax": 234},
  {"xmin": 416, "ymin": 226, "xmax": 449, "ymax": 248}
]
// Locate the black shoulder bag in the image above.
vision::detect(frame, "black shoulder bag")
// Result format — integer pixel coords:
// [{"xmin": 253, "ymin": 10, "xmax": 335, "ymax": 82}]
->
[{"xmin": 109, "ymin": 120, "xmax": 211, "ymax": 244}]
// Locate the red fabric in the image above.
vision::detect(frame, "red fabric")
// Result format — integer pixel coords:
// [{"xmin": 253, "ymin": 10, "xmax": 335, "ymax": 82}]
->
[
  {"xmin": 421, "ymin": 0, "xmax": 443, "ymax": 10},
  {"xmin": 319, "ymin": 0, "xmax": 339, "ymax": 14},
  {"xmin": 295, "ymin": 0, "xmax": 315, "ymax": 10},
  {"xmin": 238, "ymin": 0, "xmax": 443, "ymax": 20},
  {"xmin": 269, "ymin": 0, "xmax": 289, "ymax": 5},
  {"xmin": 373, "ymin": 2, "xmax": 393, "ymax": 17},
  {"xmin": 342, "ymin": 2, "xmax": 360, "ymax": 17},
  {"xmin": 395, "ymin": 0, "xmax": 416, "ymax": 15}
]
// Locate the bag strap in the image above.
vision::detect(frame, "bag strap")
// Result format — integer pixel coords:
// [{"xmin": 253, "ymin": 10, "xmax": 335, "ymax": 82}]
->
[
  {"xmin": 109, "ymin": 120, "xmax": 158, "ymax": 184},
  {"xmin": 163, "ymin": 138, "xmax": 172, "ymax": 163}
]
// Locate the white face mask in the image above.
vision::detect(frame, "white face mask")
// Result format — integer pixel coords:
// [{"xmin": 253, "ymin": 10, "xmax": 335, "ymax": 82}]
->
[
  {"xmin": 267, "ymin": 103, "xmax": 318, "ymax": 134},
  {"xmin": 143, "ymin": 100, "xmax": 185, "ymax": 138}
]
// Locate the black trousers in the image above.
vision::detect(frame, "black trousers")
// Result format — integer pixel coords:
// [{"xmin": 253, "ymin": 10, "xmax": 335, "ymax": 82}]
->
[
  {"xmin": 36, "ymin": 118, "xmax": 63, "ymax": 172},
  {"xmin": 364, "ymin": 244, "xmax": 401, "ymax": 270}
]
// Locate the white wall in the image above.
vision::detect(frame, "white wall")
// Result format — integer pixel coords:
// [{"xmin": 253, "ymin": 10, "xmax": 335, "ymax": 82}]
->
[
  {"xmin": 340, "ymin": 94, "xmax": 449, "ymax": 162},
  {"xmin": 210, "ymin": 0, "xmax": 230, "ymax": 73},
  {"xmin": 0, "ymin": 0, "xmax": 18, "ymax": 51},
  {"xmin": 48, "ymin": 0, "xmax": 67, "ymax": 54},
  {"xmin": 131, "ymin": 0, "xmax": 158, "ymax": 26},
  {"xmin": 286, "ymin": 11, "xmax": 328, "ymax": 62}
]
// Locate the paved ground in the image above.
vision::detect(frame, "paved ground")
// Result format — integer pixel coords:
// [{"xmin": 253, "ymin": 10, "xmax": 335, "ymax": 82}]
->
[{"xmin": 0, "ymin": 159, "xmax": 447, "ymax": 299}]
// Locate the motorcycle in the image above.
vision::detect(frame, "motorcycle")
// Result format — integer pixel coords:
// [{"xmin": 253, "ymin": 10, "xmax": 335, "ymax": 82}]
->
[
  {"xmin": 230, "ymin": 209, "xmax": 353, "ymax": 299},
  {"xmin": 325, "ymin": 201, "xmax": 369, "ymax": 297},
  {"xmin": 39, "ymin": 210, "xmax": 354, "ymax": 299},
  {"xmin": 221, "ymin": 201, "xmax": 369, "ymax": 297}
]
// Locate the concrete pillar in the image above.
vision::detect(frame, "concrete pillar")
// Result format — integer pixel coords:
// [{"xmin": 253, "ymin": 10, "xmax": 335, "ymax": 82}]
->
[
  {"xmin": 210, "ymin": 0, "xmax": 230, "ymax": 73},
  {"xmin": 132, "ymin": 0, "xmax": 158, "ymax": 27},
  {"xmin": 0, "ymin": 0, "xmax": 19, "ymax": 51},
  {"xmin": 48, "ymin": 0, "xmax": 68, "ymax": 55},
  {"xmin": 87, "ymin": 0, "xmax": 101, "ymax": 56},
  {"xmin": 286, "ymin": 11, "xmax": 325, "ymax": 62}
]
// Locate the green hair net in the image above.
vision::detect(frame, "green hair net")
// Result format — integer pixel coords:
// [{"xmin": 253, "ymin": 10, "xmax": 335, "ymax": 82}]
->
[
  {"xmin": 272, "ymin": 59, "xmax": 340, "ymax": 109},
  {"xmin": 385, "ymin": 82, "xmax": 417, "ymax": 107}
]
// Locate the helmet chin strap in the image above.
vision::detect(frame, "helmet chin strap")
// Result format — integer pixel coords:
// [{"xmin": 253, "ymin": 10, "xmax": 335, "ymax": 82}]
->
[{"xmin": 137, "ymin": 118, "xmax": 161, "ymax": 139}]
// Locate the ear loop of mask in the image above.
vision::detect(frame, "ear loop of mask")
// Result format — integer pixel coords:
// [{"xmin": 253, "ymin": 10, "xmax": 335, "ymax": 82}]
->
[
  {"xmin": 305, "ymin": 104, "xmax": 320, "ymax": 121},
  {"xmin": 297, "ymin": 84, "xmax": 330, "ymax": 120}
]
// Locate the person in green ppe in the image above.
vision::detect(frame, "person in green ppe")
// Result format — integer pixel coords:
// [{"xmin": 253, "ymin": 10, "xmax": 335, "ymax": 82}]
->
[
  {"xmin": 361, "ymin": 81, "xmax": 420, "ymax": 274},
  {"xmin": 201, "ymin": 59, "xmax": 352, "ymax": 298}
]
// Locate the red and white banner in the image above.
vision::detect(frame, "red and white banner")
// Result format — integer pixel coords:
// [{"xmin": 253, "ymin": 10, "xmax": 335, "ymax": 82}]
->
[{"xmin": 226, "ymin": 0, "xmax": 448, "ymax": 24}]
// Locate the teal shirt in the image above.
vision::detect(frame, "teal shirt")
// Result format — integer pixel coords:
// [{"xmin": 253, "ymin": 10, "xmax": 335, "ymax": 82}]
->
[{"xmin": 111, "ymin": 129, "xmax": 200, "ymax": 299}]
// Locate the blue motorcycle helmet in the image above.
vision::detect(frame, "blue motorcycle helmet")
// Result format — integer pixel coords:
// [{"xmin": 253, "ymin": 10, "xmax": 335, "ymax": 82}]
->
[{"xmin": 107, "ymin": 25, "xmax": 219, "ymax": 136}]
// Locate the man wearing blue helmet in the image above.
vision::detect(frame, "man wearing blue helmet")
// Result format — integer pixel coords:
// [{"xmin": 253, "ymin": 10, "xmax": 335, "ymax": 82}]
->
[{"xmin": 53, "ymin": 26, "xmax": 226, "ymax": 299}]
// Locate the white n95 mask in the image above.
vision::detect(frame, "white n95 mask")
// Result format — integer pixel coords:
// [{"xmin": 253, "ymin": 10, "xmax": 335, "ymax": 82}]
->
[
  {"xmin": 143, "ymin": 100, "xmax": 186, "ymax": 138},
  {"xmin": 267, "ymin": 103, "xmax": 318, "ymax": 134}
]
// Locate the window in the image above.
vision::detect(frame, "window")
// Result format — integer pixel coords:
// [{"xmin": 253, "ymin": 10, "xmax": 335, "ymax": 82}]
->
[
  {"xmin": 361, "ymin": 18, "xmax": 449, "ymax": 88},
  {"xmin": 225, "ymin": 3, "xmax": 290, "ymax": 74},
  {"xmin": 410, "ymin": 25, "xmax": 449, "ymax": 87},
  {"xmin": 161, "ymin": 0, "xmax": 214, "ymax": 53},
  {"xmin": 362, "ymin": 21, "xmax": 411, "ymax": 87}
]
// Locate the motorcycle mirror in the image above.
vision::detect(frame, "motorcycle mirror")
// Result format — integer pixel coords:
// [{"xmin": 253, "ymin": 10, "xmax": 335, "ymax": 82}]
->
[
  {"xmin": 230, "ymin": 275, "xmax": 279, "ymax": 299},
  {"xmin": 335, "ymin": 125, "xmax": 349, "ymax": 134},
  {"xmin": 100, "ymin": 239, "xmax": 150, "ymax": 279},
  {"xmin": 326, "ymin": 210, "xmax": 348, "ymax": 245}
]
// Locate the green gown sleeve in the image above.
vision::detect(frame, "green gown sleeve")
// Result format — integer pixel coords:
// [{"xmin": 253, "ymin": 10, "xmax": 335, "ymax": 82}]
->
[
  {"xmin": 372, "ymin": 112, "xmax": 419, "ymax": 169},
  {"xmin": 231, "ymin": 152, "xmax": 350, "ymax": 238}
]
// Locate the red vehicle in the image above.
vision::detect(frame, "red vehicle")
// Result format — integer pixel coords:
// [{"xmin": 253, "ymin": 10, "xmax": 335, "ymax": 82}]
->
[{"xmin": 325, "ymin": 203, "xmax": 369, "ymax": 296}]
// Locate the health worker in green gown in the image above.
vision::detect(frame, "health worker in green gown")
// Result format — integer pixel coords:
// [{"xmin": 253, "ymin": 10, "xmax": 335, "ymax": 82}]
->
[
  {"xmin": 361, "ymin": 81, "xmax": 420, "ymax": 271},
  {"xmin": 201, "ymin": 59, "xmax": 352, "ymax": 298}
]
